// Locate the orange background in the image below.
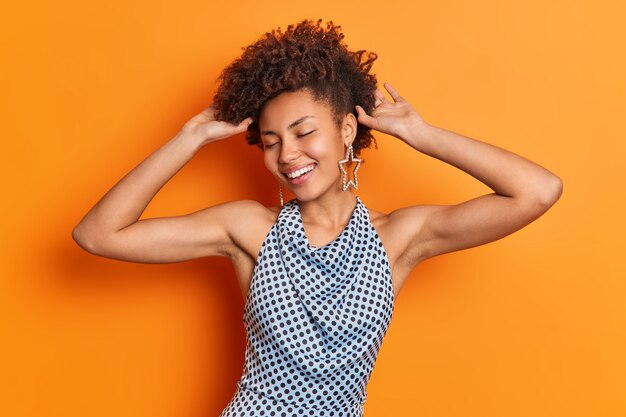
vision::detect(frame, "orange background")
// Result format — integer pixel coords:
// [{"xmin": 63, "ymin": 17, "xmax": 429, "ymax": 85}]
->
[{"xmin": 2, "ymin": 0, "xmax": 624, "ymax": 416}]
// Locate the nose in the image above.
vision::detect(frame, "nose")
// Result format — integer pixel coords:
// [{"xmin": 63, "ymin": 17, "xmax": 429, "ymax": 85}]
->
[{"xmin": 278, "ymin": 137, "xmax": 300, "ymax": 164}]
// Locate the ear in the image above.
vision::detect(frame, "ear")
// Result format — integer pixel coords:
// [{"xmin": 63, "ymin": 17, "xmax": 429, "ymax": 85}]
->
[{"xmin": 341, "ymin": 112, "xmax": 358, "ymax": 148}]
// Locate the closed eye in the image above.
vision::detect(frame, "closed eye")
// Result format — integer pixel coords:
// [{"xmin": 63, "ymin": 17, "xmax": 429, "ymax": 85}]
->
[
  {"xmin": 297, "ymin": 130, "xmax": 316, "ymax": 138},
  {"xmin": 264, "ymin": 130, "xmax": 316, "ymax": 149}
]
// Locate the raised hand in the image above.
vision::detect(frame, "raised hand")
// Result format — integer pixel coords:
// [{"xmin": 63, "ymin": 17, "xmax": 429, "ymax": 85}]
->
[
  {"xmin": 355, "ymin": 82, "xmax": 427, "ymax": 141},
  {"xmin": 181, "ymin": 104, "xmax": 253, "ymax": 146}
]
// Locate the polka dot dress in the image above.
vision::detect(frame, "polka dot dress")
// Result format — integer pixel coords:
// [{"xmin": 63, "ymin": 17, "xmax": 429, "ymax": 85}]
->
[{"xmin": 219, "ymin": 196, "xmax": 395, "ymax": 417}]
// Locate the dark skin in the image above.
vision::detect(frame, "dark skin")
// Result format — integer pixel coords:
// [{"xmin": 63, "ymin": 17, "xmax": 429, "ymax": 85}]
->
[{"xmin": 73, "ymin": 82, "xmax": 562, "ymax": 300}]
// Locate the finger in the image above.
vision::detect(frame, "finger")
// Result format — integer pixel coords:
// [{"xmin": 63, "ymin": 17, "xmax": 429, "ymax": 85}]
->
[
  {"xmin": 238, "ymin": 117, "xmax": 253, "ymax": 129},
  {"xmin": 374, "ymin": 88, "xmax": 390, "ymax": 104},
  {"xmin": 227, "ymin": 117, "xmax": 252, "ymax": 134},
  {"xmin": 355, "ymin": 105, "xmax": 377, "ymax": 129},
  {"xmin": 215, "ymin": 117, "xmax": 252, "ymax": 138},
  {"xmin": 383, "ymin": 82, "xmax": 404, "ymax": 102},
  {"xmin": 201, "ymin": 105, "xmax": 215, "ymax": 117}
]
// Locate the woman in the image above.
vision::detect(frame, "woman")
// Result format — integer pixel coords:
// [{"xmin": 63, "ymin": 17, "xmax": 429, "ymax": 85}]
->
[{"xmin": 72, "ymin": 19, "xmax": 562, "ymax": 417}]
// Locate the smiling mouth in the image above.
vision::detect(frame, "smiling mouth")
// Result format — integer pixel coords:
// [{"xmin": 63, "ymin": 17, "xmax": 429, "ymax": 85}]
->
[{"xmin": 283, "ymin": 163, "xmax": 317, "ymax": 180}]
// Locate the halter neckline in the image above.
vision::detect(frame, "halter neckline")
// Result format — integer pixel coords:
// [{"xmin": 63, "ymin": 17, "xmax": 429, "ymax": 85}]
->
[{"xmin": 291, "ymin": 196, "xmax": 362, "ymax": 252}]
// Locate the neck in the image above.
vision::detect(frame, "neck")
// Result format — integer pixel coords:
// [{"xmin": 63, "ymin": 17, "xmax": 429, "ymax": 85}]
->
[{"xmin": 297, "ymin": 190, "xmax": 358, "ymax": 229}]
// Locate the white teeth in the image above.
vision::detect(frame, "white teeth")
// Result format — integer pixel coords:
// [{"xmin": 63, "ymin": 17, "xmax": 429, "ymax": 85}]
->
[{"xmin": 286, "ymin": 164, "xmax": 315, "ymax": 179}]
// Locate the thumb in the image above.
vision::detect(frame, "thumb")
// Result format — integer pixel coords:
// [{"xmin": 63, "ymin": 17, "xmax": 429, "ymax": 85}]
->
[
  {"xmin": 235, "ymin": 117, "xmax": 253, "ymax": 131},
  {"xmin": 355, "ymin": 105, "xmax": 376, "ymax": 128}
]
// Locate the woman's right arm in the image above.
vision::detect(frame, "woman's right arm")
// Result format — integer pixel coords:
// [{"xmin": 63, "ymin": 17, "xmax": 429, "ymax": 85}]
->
[{"xmin": 71, "ymin": 105, "xmax": 254, "ymax": 263}]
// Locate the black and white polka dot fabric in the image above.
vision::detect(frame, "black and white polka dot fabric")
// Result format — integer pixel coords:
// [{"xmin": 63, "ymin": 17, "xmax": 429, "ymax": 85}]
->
[{"xmin": 220, "ymin": 196, "xmax": 395, "ymax": 417}]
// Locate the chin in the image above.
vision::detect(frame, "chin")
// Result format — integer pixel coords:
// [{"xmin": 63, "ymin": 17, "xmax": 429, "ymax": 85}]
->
[
  {"xmin": 296, "ymin": 185, "xmax": 342, "ymax": 202},
  {"xmin": 290, "ymin": 189, "xmax": 312, "ymax": 200}
]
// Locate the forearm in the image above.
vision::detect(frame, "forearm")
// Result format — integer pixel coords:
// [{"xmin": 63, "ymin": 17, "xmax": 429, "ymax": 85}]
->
[
  {"xmin": 404, "ymin": 123, "xmax": 562, "ymax": 204},
  {"xmin": 73, "ymin": 131, "xmax": 203, "ymax": 243}
]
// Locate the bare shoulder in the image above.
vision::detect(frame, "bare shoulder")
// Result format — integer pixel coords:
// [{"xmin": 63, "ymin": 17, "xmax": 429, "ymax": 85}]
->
[
  {"xmin": 367, "ymin": 204, "xmax": 440, "ymax": 298},
  {"xmin": 223, "ymin": 200, "xmax": 281, "ymax": 299},
  {"xmin": 225, "ymin": 200, "xmax": 281, "ymax": 261},
  {"xmin": 368, "ymin": 204, "xmax": 434, "ymax": 260},
  {"xmin": 217, "ymin": 198, "xmax": 278, "ymax": 220}
]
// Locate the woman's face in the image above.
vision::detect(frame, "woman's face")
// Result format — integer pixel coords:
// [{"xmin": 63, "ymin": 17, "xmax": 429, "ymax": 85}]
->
[{"xmin": 259, "ymin": 88, "xmax": 357, "ymax": 201}]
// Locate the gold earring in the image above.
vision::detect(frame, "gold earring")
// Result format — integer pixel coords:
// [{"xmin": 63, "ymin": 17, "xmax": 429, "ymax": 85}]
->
[
  {"xmin": 279, "ymin": 182, "xmax": 284, "ymax": 207},
  {"xmin": 338, "ymin": 142, "xmax": 361, "ymax": 191}
]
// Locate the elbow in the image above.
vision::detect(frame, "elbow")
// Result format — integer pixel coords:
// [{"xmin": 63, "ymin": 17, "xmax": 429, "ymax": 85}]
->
[
  {"xmin": 72, "ymin": 225, "xmax": 100, "ymax": 254},
  {"xmin": 518, "ymin": 175, "xmax": 563, "ymax": 208},
  {"xmin": 537, "ymin": 175, "xmax": 563, "ymax": 207}
]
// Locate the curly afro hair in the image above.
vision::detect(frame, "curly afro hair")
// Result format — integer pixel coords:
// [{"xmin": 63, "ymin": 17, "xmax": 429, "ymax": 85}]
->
[{"xmin": 211, "ymin": 18, "xmax": 379, "ymax": 157}]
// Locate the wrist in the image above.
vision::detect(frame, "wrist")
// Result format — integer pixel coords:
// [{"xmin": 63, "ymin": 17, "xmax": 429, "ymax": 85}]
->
[
  {"xmin": 173, "ymin": 129, "xmax": 208, "ymax": 153},
  {"xmin": 402, "ymin": 120, "xmax": 434, "ymax": 148}
]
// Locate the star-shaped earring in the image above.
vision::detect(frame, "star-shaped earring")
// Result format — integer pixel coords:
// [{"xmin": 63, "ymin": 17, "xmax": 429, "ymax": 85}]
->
[{"xmin": 338, "ymin": 143, "xmax": 361, "ymax": 191}]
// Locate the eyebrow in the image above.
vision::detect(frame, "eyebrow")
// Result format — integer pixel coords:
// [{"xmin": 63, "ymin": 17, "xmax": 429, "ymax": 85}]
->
[{"xmin": 260, "ymin": 115, "xmax": 315, "ymax": 136}]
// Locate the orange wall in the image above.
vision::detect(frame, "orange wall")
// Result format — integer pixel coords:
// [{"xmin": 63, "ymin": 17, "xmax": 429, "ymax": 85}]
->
[{"xmin": 2, "ymin": 0, "xmax": 624, "ymax": 416}]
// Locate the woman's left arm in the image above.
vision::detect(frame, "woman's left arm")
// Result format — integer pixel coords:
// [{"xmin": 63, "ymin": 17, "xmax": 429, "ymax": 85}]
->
[{"xmin": 355, "ymin": 82, "xmax": 563, "ymax": 263}]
